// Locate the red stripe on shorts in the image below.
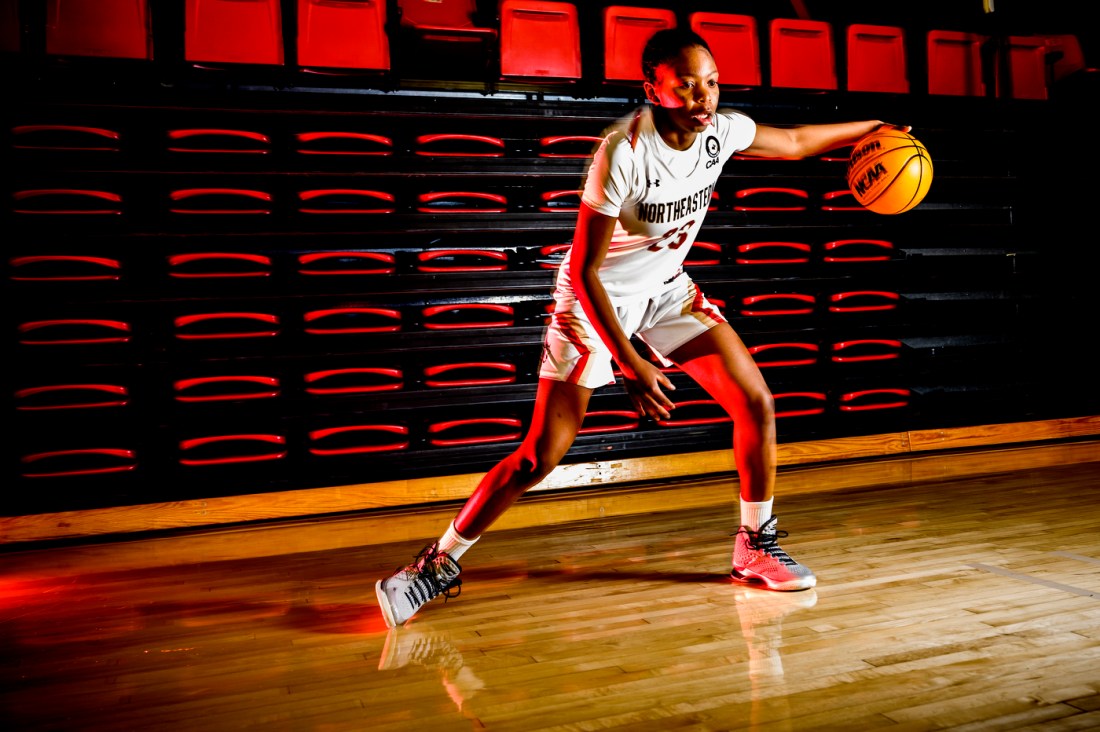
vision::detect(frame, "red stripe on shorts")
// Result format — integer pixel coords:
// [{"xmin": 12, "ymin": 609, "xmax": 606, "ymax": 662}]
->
[
  {"xmin": 687, "ymin": 282, "xmax": 725, "ymax": 326},
  {"xmin": 553, "ymin": 311, "xmax": 592, "ymax": 385}
]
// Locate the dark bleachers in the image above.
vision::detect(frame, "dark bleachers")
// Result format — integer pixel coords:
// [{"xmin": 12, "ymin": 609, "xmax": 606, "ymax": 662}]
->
[{"xmin": 3, "ymin": 0, "xmax": 1097, "ymax": 517}]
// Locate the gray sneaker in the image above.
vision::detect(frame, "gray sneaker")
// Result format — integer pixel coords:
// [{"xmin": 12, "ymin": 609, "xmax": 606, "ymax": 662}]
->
[
  {"xmin": 731, "ymin": 516, "xmax": 817, "ymax": 591},
  {"xmin": 375, "ymin": 543, "xmax": 463, "ymax": 628}
]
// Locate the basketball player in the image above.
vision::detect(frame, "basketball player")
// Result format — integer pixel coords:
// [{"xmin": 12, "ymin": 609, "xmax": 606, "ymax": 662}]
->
[{"xmin": 377, "ymin": 28, "xmax": 904, "ymax": 627}]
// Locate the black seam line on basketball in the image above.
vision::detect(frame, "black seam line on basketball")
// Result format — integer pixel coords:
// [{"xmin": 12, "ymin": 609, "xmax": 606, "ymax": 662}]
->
[{"xmin": 967, "ymin": 562, "xmax": 1099, "ymax": 599}]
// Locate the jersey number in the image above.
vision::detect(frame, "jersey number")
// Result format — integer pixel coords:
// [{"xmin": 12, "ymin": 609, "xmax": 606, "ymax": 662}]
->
[{"xmin": 647, "ymin": 221, "xmax": 695, "ymax": 252}]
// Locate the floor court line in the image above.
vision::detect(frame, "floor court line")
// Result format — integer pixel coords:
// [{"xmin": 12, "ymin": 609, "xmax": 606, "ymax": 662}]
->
[
  {"xmin": 1051, "ymin": 551, "xmax": 1100, "ymax": 565},
  {"xmin": 968, "ymin": 562, "xmax": 1100, "ymax": 599}
]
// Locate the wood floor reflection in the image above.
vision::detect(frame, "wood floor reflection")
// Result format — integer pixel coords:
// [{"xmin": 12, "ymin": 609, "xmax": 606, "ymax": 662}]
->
[{"xmin": 3, "ymin": 455, "xmax": 1100, "ymax": 730}]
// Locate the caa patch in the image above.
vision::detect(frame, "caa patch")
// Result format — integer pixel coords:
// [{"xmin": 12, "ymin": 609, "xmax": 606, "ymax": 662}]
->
[{"xmin": 705, "ymin": 136, "xmax": 720, "ymax": 159}]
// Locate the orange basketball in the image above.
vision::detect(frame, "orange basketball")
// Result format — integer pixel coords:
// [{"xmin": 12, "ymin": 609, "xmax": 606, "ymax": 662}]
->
[{"xmin": 846, "ymin": 129, "xmax": 933, "ymax": 215}]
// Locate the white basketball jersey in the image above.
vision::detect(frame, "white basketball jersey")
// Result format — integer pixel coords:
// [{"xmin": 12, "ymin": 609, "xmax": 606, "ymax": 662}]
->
[{"xmin": 557, "ymin": 106, "xmax": 756, "ymax": 300}]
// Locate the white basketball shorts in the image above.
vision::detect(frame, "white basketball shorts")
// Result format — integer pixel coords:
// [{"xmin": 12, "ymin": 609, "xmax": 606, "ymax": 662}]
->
[{"xmin": 538, "ymin": 271, "xmax": 727, "ymax": 389}]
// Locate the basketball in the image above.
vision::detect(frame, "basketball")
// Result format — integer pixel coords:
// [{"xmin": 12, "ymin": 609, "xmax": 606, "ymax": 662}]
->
[{"xmin": 846, "ymin": 129, "xmax": 933, "ymax": 215}]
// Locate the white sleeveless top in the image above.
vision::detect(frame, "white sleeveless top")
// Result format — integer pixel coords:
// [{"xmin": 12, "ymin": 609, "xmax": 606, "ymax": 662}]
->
[{"xmin": 556, "ymin": 106, "xmax": 757, "ymax": 300}]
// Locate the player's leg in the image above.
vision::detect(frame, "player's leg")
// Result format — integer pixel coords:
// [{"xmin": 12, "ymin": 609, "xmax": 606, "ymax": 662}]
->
[
  {"xmin": 637, "ymin": 278, "xmax": 776, "ymax": 507},
  {"xmin": 454, "ymin": 378, "xmax": 592, "ymax": 538},
  {"xmin": 670, "ymin": 323, "xmax": 816, "ymax": 591},
  {"xmin": 669, "ymin": 323, "xmax": 776, "ymax": 503},
  {"xmin": 376, "ymin": 379, "xmax": 590, "ymax": 627},
  {"xmin": 376, "ymin": 380, "xmax": 593, "ymax": 627}
]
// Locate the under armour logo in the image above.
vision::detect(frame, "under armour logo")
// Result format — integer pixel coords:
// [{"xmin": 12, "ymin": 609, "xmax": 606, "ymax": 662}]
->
[{"xmin": 647, "ymin": 179, "xmax": 661, "ymax": 188}]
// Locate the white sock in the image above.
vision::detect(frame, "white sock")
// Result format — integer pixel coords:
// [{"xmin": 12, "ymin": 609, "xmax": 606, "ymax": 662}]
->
[
  {"xmin": 740, "ymin": 498, "xmax": 773, "ymax": 532},
  {"xmin": 438, "ymin": 521, "xmax": 478, "ymax": 561}
]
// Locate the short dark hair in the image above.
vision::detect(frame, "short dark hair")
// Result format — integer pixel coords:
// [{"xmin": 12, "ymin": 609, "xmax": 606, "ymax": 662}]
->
[{"xmin": 641, "ymin": 28, "xmax": 713, "ymax": 84}]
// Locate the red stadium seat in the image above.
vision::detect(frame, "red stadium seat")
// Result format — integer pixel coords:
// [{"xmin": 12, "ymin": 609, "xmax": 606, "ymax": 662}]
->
[
  {"xmin": 297, "ymin": 0, "xmax": 390, "ymax": 72},
  {"xmin": 1043, "ymin": 33, "xmax": 1095, "ymax": 82},
  {"xmin": 185, "ymin": 0, "xmax": 284, "ymax": 65},
  {"xmin": 500, "ymin": 0, "xmax": 581, "ymax": 81},
  {"xmin": 998, "ymin": 35, "xmax": 1048, "ymax": 99},
  {"xmin": 603, "ymin": 5, "xmax": 676, "ymax": 83},
  {"xmin": 769, "ymin": 18, "xmax": 836, "ymax": 90},
  {"xmin": 397, "ymin": 0, "xmax": 496, "ymax": 44},
  {"xmin": 926, "ymin": 29, "xmax": 985, "ymax": 96},
  {"xmin": 1, "ymin": 0, "xmax": 19, "ymax": 53},
  {"xmin": 846, "ymin": 24, "xmax": 908, "ymax": 93},
  {"xmin": 396, "ymin": 0, "xmax": 496, "ymax": 78},
  {"xmin": 46, "ymin": 0, "xmax": 152, "ymax": 59},
  {"xmin": 689, "ymin": 12, "xmax": 760, "ymax": 88}
]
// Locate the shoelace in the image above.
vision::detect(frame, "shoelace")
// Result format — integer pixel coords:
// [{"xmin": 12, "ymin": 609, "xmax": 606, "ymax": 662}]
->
[
  {"xmin": 736, "ymin": 517, "xmax": 797, "ymax": 566},
  {"xmin": 397, "ymin": 545, "xmax": 463, "ymax": 608}
]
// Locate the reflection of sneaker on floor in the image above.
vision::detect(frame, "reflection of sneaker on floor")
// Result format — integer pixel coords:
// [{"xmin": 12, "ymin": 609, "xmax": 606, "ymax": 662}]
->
[
  {"xmin": 735, "ymin": 586, "xmax": 818, "ymax": 630},
  {"xmin": 735, "ymin": 587, "xmax": 818, "ymax": 680},
  {"xmin": 375, "ymin": 542, "xmax": 462, "ymax": 628},
  {"xmin": 442, "ymin": 666, "xmax": 486, "ymax": 711},
  {"xmin": 379, "ymin": 627, "xmax": 485, "ymax": 711},
  {"xmin": 378, "ymin": 627, "xmax": 463, "ymax": 673},
  {"xmin": 731, "ymin": 516, "xmax": 817, "ymax": 591}
]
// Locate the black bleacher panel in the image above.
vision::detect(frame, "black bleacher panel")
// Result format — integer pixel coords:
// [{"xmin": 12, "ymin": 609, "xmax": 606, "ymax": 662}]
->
[{"xmin": 3, "ymin": 2, "xmax": 1096, "ymax": 515}]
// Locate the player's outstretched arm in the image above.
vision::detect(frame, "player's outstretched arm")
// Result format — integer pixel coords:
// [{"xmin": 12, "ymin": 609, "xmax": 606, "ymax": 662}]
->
[{"xmin": 743, "ymin": 120, "xmax": 899, "ymax": 159}]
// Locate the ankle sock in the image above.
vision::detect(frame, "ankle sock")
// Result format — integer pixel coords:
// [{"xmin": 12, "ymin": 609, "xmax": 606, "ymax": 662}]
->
[
  {"xmin": 438, "ymin": 521, "xmax": 478, "ymax": 561},
  {"xmin": 740, "ymin": 498, "xmax": 773, "ymax": 532}
]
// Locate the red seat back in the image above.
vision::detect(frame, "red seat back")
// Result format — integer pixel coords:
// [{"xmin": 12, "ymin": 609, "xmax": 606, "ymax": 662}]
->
[
  {"xmin": 399, "ymin": 0, "xmax": 479, "ymax": 31},
  {"xmin": 297, "ymin": 0, "xmax": 389, "ymax": 71},
  {"xmin": 769, "ymin": 18, "xmax": 836, "ymax": 90},
  {"xmin": 46, "ymin": 0, "xmax": 152, "ymax": 59},
  {"xmin": 500, "ymin": 0, "xmax": 581, "ymax": 80},
  {"xmin": 185, "ymin": 0, "xmax": 284, "ymax": 65},
  {"xmin": 603, "ymin": 5, "xmax": 676, "ymax": 83},
  {"xmin": 927, "ymin": 29, "xmax": 985, "ymax": 96},
  {"xmin": 690, "ymin": 12, "xmax": 760, "ymax": 88},
  {"xmin": 999, "ymin": 35, "xmax": 1047, "ymax": 99},
  {"xmin": 847, "ymin": 23, "xmax": 908, "ymax": 93}
]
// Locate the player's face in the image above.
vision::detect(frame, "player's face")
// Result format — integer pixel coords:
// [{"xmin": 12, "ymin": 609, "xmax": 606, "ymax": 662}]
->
[{"xmin": 644, "ymin": 45, "xmax": 720, "ymax": 134}]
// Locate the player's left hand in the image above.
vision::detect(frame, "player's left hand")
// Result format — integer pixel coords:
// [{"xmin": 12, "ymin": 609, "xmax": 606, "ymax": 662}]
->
[
  {"xmin": 620, "ymin": 358, "xmax": 676, "ymax": 420},
  {"xmin": 878, "ymin": 122, "xmax": 912, "ymax": 133}
]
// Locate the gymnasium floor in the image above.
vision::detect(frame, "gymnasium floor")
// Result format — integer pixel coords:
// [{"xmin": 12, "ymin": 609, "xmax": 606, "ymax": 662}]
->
[{"xmin": 2, "ymin": 446, "xmax": 1099, "ymax": 730}]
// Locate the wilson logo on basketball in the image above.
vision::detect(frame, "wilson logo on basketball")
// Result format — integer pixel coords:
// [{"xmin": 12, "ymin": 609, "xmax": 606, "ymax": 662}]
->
[{"xmin": 847, "ymin": 139, "xmax": 882, "ymax": 174}]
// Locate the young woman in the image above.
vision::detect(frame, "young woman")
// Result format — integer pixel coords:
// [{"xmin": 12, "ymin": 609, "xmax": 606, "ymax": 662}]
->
[{"xmin": 377, "ymin": 28, "xmax": 901, "ymax": 628}]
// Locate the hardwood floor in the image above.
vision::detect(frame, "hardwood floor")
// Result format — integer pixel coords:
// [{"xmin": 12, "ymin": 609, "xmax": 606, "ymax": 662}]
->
[{"xmin": 3, "ymin": 447, "xmax": 1100, "ymax": 730}]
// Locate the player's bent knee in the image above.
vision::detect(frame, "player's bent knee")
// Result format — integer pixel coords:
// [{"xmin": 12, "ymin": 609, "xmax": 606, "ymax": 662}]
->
[
  {"xmin": 751, "ymin": 388, "xmax": 775, "ymax": 422},
  {"xmin": 516, "ymin": 444, "xmax": 567, "ymax": 483},
  {"xmin": 729, "ymin": 386, "xmax": 774, "ymax": 425}
]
